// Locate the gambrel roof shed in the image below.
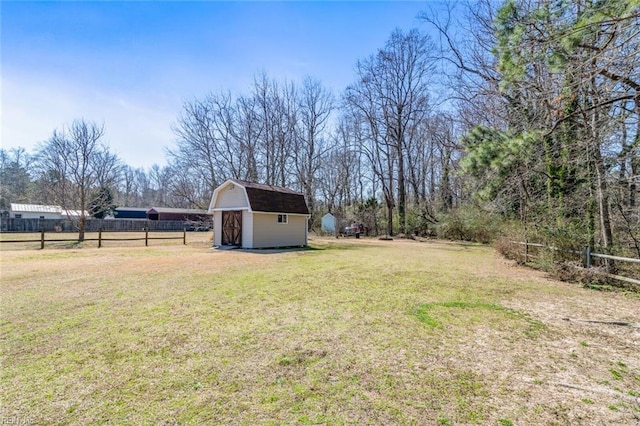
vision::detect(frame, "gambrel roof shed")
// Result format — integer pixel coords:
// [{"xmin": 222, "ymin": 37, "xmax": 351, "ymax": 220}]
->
[
  {"xmin": 210, "ymin": 179, "xmax": 309, "ymax": 215},
  {"xmin": 209, "ymin": 179, "xmax": 309, "ymax": 249}
]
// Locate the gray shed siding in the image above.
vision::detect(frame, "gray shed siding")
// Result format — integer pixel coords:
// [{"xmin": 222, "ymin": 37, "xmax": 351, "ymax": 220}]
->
[
  {"xmin": 216, "ymin": 185, "xmax": 248, "ymax": 209},
  {"xmin": 242, "ymin": 210, "xmax": 253, "ymax": 248},
  {"xmin": 213, "ymin": 211, "xmax": 222, "ymax": 246},
  {"xmin": 251, "ymin": 212, "xmax": 307, "ymax": 248}
]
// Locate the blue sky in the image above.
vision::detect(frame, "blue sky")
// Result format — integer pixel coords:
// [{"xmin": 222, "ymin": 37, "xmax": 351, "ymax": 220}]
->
[{"xmin": 2, "ymin": 1, "xmax": 435, "ymax": 169}]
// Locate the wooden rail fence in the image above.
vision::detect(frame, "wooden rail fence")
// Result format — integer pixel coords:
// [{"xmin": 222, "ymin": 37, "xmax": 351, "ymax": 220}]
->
[
  {"xmin": 511, "ymin": 241, "xmax": 640, "ymax": 287},
  {"xmin": 0, "ymin": 218, "xmax": 205, "ymax": 232},
  {"xmin": 1, "ymin": 228, "xmax": 187, "ymax": 249}
]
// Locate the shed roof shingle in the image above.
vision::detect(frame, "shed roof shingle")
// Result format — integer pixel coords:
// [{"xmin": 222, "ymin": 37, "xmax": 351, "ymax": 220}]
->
[{"xmin": 229, "ymin": 179, "xmax": 309, "ymax": 215}]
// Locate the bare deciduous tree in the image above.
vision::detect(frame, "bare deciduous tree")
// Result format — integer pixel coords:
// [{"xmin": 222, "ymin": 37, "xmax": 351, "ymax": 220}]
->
[
  {"xmin": 294, "ymin": 76, "xmax": 334, "ymax": 226},
  {"xmin": 345, "ymin": 28, "xmax": 436, "ymax": 235},
  {"xmin": 35, "ymin": 119, "xmax": 120, "ymax": 241}
]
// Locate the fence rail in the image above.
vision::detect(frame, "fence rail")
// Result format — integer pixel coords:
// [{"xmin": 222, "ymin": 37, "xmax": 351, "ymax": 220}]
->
[
  {"xmin": 510, "ymin": 241, "xmax": 640, "ymax": 287},
  {"xmin": 1, "ymin": 228, "xmax": 187, "ymax": 249},
  {"xmin": 590, "ymin": 252, "xmax": 640, "ymax": 264},
  {"xmin": 0, "ymin": 217, "xmax": 207, "ymax": 232}
]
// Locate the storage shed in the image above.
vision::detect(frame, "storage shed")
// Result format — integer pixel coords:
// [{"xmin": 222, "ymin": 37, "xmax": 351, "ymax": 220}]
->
[
  {"xmin": 208, "ymin": 179, "xmax": 310, "ymax": 249},
  {"xmin": 321, "ymin": 213, "xmax": 336, "ymax": 234}
]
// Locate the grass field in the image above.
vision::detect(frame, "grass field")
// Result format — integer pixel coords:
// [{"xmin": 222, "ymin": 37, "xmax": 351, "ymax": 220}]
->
[{"xmin": 1, "ymin": 236, "xmax": 639, "ymax": 425}]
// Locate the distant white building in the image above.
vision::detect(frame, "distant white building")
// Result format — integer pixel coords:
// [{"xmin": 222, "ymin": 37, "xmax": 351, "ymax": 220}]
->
[
  {"xmin": 10, "ymin": 204, "xmax": 63, "ymax": 219},
  {"xmin": 64, "ymin": 209, "xmax": 90, "ymax": 218},
  {"xmin": 321, "ymin": 213, "xmax": 336, "ymax": 234},
  {"xmin": 9, "ymin": 203, "xmax": 89, "ymax": 219}
]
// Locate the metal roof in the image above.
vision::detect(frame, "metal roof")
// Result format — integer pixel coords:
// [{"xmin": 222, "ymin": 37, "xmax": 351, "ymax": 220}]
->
[
  {"xmin": 10, "ymin": 204, "xmax": 62, "ymax": 214},
  {"xmin": 64, "ymin": 209, "xmax": 90, "ymax": 217},
  {"xmin": 115, "ymin": 207, "xmax": 149, "ymax": 212}
]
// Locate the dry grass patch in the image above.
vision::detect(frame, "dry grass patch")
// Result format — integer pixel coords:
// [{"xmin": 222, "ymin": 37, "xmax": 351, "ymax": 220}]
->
[{"xmin": 1, "ymin": 237, "xmax": 638, "ymax": 425}]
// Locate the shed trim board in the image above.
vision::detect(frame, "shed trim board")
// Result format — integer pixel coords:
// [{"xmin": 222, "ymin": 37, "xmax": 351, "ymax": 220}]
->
[
  {"xmin": 249, "ymin": 210, "xmax": 309, "ymax": 216},
  {"xmin": 211, "ymin": 207, "xmax": 250, "ymax": 212},
  {"xmin": 209, "ymin": 179, "xmax": 310, "ymax": 249},
  {"xmin": 210, "ymin": 208, "xmax": 307, "ymax": 216}
]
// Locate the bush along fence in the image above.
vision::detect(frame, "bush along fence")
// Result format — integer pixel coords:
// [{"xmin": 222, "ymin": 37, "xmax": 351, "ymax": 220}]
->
[
  {"xmin": 510, "ymin": 241, "xmax": 640, "ymax": 288},
  {"xmin": 2, "ymin": 228, "xmax": 187, "ymax": 249}
]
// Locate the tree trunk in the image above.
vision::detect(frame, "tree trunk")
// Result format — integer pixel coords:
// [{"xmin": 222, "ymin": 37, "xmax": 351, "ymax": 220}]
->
[
  {"xmin": 630, "ymin": 100, "xmax": 640, "ymax": 207},
  {"xmin": 594, "ymin": 155, "xmax": 613, "ymax": 249},
  {"xmin": 305, "ymin": 184, "xmax": 314, "ymax": 231},
  {"xmin": 397, "ymin": 145, "xmax": 406, "ymax": 235},
  {"xmin": 386, "ymin": 200, "xmax": 394, "ymax": 237},
  {"xmin": 441, "ymin": 146, "xmax": 453, "ymax": 211},
  {"xmin": 78, "ymin": 215, "xmax": 86, "ymax": 242},
  {"xmin": 591, "ymin": 124, "xmax": 614, "ymax": 271}
]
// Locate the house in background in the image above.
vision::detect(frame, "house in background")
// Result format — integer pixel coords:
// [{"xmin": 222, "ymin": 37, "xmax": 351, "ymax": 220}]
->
[
  {"xmin": 112, "ymin": 207, "xmax": 210, "ymax": 222},
  {"xmin": 64, "ymin": 209, "xmax": 90, "ymax": 218},
  {"xmin": 113, "ymin": 207, "xmax": 148, "ymax": 219},
  {"xmin": 9, "ymin": 204, "xmax": 63, "ymax": 219},
  {"xmin": 147, "ymin": 207, "xmax": 210, "ymax": 221},
  {"xmin": 208, "ymin": 179, "xmax": 310, "ymax": 249},
  {"xmin": 9, "ymin": 203, "xmax": 88, "ymax": 219}
]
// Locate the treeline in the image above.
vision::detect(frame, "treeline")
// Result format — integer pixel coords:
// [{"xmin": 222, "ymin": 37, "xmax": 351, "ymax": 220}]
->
[
  {"xmin": 426, "ymin": 0, "xmax": 639, "ymax": 257},
  {"xmin": 1, "ymin": 0, "xmax": 638, "ymax": 256},
  {"xmin": 1, "ymin": 28, "xmax": 463, "ymax": 238}
]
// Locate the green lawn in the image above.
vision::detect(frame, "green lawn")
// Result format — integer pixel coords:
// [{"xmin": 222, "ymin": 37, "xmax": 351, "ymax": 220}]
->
[{"xmin": 1, "ymin": 237, "xmax": 638, "ymax": 425}]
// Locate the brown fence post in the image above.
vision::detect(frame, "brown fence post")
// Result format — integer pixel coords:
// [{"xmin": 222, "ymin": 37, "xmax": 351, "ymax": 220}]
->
[
  {"xmin": 98, "ymin": 228, "xmax": 102, "ymax": 248},
  {"xmin": 145, "ymin": 227, "xmax": 149, "ymax": 247},
  {"xmin": 40, "ymin": 228, "xmax": 45, "ymax": 250},
  {"xmin": 524, "ymin": 239, "xmax": 529, "ymax": 264},
  {"xmin": 183, "ymin": 228, "xmax": 187, "ymax": 245}
]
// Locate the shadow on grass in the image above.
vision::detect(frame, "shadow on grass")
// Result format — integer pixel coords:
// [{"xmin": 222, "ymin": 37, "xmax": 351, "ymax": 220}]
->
[
  {"xmin": 422, "ymin": 240, "xmax": 486, "ymax": 251},
  {"xmin": 213, "ymin": 241, "xmax": 367, "ymax": 255},
  {"xmin": 240, "ymin": 246, "xmax": 314, "ymax": 255}
]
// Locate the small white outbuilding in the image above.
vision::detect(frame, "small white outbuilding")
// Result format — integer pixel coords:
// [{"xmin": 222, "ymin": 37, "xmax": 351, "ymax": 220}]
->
[
  {"xmin": 321, "ymin": 213, "xmax": 336, "ymax": 234},
  {"xmin": 9, "ymin": 203, "xmax": 62, "ymax": 219},
  {"xmin": 7, "ymin": 203, "xmax": 88, "ymax": 219},
  {"xmin": 208, "ymin": 179, "xmax": 310, "ymax": 249}
]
